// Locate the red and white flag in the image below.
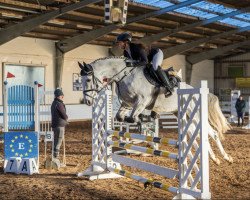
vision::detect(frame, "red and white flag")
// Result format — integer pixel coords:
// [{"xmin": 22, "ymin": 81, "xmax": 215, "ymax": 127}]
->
[{"xmin": 6, "ymin": 72, "xmax": 15, "ymax": 78}]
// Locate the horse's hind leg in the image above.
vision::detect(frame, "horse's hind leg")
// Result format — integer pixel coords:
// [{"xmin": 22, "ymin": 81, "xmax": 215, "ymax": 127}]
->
[
  {"xmin": 208, "ymin": 127, "xmax": 233, "ymax": 163},
  {"xmin": 207, "ymin": 140, "xmax": 221, "ymax": 165}
]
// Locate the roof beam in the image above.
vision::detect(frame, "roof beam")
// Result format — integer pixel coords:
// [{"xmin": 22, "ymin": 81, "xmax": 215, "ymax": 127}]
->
[
  {"xmin": 186, "ymin": 39, "xmax": 250, "ymax": 64},
  {"xmin": 163, "ymin": 25, "xmax": 250, "ymax": 58},
  {"xmin": 0, "ymin": 0, "xmax": 101, "ymax": 45},
  {"xmin": 56, "ymin": 0, "xmax": 202, "ymax": 53},
  {"xmin": 138, "ymin": 6, "xmax": 250, "ymax": 45},
  {"xmin": 216, "ymin": 50, "xmax": 250, "ymax": 60}
]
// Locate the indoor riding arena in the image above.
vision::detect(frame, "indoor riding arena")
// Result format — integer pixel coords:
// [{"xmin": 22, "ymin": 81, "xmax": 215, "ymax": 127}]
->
[{"xmin": 0, "ymin": 0, "xmax": 250, "ymax": 199}]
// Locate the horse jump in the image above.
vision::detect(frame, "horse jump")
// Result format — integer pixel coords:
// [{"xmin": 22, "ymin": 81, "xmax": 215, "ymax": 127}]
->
[{"xmin": 78, "ymin": 81, "xmax": 211, "ymax": 199}]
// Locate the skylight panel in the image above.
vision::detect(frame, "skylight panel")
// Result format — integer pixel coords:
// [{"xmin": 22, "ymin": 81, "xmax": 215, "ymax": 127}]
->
[
  {"xmin": 236, "ymin": 13, "xmax": 250, "ymax": 22},
  {"xmin": 192, "ymin": 1, "xmax": 236, "ymax": 14},
  {"xmin": 219, "ymin": 18, "xmax": 250, "ymax": 27},
  {"xmin": 175, "ymin": 7, "xmax": 217, "ymax": 19},
  {"xmin": 156, "ymin": 1, "xmax": 172, "ymax": 8},
  {"xmin": 133, "ymin": 0, "xmax": 173, "ymax": 8},
  {"xmin": 131, "ymin": 0, "xmax": 249, "ymax": 28}
]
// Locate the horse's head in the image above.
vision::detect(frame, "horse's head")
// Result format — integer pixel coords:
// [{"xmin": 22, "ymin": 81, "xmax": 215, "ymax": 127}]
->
[
  {"xmin": 78, "ymin": 61, "xmax": 99, "ymax": 106},
  {"xmin": 78, "ymin": 57, "xmax": 131, "ymax": 105}
]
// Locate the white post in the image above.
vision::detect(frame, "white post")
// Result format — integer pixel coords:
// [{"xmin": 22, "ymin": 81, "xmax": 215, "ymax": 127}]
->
[
  {"xmin": 34, "ymin": 81, "xmax": 40, "ymax": 167},
  {"xmin": 3, "ymin": 81, "xmax": 8, "ymax": 132},
  {"xmin": 175, "ymin": 81, "xmax": 210, "ymax": 199},
  {"xmin": 200, "ymin": 81, "xmax": 211, "ymax": 199},
  {"xmin": 34, "ymin": 81, "xmax": 39, "ymax": 132},
  {"xmin": 243, "ymin": 96, "xmax": 250, "ymax": 129},
  {"xmin": 106, "ymin": 90, "xmax": 121, "ymax": 170},
  {"xmin": 154, "ymin": 118, "xmax": 159, "ymax": 150},
  {"xmin": 104, "ymin": 0, "xmax": 112, "ymax": 23},
  {"xmin": 177, "ymin": 82, "xmax": 188, "ymax": 198}
]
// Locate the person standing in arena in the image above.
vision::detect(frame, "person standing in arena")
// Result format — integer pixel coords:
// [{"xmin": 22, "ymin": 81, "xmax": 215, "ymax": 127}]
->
[
  {"xmin": 51, "ymin": 88, "xmax": 68, "ymax": 166},
  {"xmin": 235, "ymin": 95, "xmax": 246, "ymax": 127}
]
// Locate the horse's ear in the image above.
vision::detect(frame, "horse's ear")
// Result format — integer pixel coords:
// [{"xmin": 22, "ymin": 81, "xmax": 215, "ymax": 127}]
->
[
  {"xmin": 78, "ymin": 61, "xmax": 84, "ymax": 70},
  {"xmin": 177, "ymin": 69, "xmax": 182, "ymax": 79},
  {"xmin": 85, "ymin": 63, "xmax": 93, "ymax": 72}
]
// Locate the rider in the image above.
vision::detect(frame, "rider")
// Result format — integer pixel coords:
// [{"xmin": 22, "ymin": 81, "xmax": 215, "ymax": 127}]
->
[{"xmin": 116, "ymin": 32, "xmax": 174, "ymax": 95}]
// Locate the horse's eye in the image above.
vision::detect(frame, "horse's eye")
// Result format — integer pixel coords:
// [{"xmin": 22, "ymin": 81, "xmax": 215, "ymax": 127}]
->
[{"xmin": 86, "ymin": 79, "xmax": 91, "ymax": 82}]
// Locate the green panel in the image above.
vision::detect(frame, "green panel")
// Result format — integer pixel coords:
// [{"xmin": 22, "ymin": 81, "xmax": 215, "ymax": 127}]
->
[{"xmin": 228, "ymin": 67, "xmax": 243, "ymax": 77}]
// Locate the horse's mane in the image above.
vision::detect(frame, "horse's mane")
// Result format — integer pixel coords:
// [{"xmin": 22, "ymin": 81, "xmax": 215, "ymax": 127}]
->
[{"xmin": 91, "ymin": 56, "xmax": 126, "ymax": 65}]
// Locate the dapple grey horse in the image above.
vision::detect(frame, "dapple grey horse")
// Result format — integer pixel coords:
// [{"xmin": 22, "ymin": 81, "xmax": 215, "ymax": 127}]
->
[{"xmin": 78, "ymin": 56, "xmax": 233, "ymax": 164}]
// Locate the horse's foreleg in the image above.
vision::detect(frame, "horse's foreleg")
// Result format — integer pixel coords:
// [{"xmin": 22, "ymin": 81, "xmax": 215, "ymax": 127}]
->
[
  {"xmin": 208, "ymin": 127, "xmax": 233, "ymax": 163},
  {"xmin": 116, "ymin": 104, "xmax": 131, "ymax": 122},
  {"xmin": 125, "ymin": 99, "xmax": 148, "ymax": 123}
]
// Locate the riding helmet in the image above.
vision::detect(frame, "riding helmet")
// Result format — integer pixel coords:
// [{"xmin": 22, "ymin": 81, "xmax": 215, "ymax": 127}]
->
[{"xmin": 116, "ymin": 32, "xmax": 132, "ymax": 42}]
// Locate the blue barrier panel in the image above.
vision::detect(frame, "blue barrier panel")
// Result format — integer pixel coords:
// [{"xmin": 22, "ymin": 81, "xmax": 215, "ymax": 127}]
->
[
  {"xmin": 7, "ymin": 85, "xmax": 35, "ymax": 130},
  {"xmin": 4, "ymin": 131, "xmax": 39, "ymax": 160}
]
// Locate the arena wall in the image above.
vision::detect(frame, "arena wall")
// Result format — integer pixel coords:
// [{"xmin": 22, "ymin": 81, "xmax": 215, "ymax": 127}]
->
[
  {"xmin": 0, "ymin": 37, "xmax": 215, "ymax": 107},
  {"xmin": 192, "ymin": 60, "xmax": 214, "ymax": 92}
]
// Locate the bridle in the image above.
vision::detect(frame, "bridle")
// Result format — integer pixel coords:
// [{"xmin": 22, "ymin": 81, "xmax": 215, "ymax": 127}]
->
[{"xmin": 82, "ymin": 70, "xmax": 102, "ymax": 99}]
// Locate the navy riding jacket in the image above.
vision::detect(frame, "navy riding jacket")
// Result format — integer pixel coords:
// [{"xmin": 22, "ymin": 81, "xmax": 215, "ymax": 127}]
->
[
  {"xmin": 235, "ymin": 99, "xmax": 246, "ymax": 114},
  {"xmin": 51, "ymin": 98, "xmax": 68, "ymax": 128},
  {"xmin": 123, "ymin": 43, "xmax": 160, "ymax": 64}
]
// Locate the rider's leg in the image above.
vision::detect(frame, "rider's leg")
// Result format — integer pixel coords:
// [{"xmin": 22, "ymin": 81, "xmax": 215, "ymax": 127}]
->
[
  {"xmin": 152, "ymin": 50, "xmax": 174, "ymax": 94},
  {"xmin": 156, "ymin": 67, "xmax": 174, "ymax": 91},
  {"xmin": 152, "ymin": 49, "xmax": 163, "ymax": 70}
]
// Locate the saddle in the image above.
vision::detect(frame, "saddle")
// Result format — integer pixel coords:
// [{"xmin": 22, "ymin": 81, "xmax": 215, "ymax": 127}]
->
[{"xmin": 143, "ymin": 65, "xmax": 181, "ymax": 88}]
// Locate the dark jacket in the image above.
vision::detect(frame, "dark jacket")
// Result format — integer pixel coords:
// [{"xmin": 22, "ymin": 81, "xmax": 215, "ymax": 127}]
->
[
  {"xmin": 51, "ymin": 98, "xmax": 68, "ymax": 128},
  {"xmin": 123, "ymin": 43, "xmax": 160, "ymax": 64},
  {"xmin": 235, "ymin": 99, "xmax": 246, "ymax": 113}
]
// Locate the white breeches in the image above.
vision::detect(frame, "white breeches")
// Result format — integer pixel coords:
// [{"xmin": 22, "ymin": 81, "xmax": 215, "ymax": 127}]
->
[{"xmin": 152, "ymin": 49, "xmax": 163, "ymax": 70}]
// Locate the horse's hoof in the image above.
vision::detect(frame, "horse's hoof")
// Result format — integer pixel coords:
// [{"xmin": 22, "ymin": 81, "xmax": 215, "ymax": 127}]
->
[
  {"xmin": 124, "ymin": 116, "xmax": 135, "ymax": 123},
  {"xmin": 150, "ymin": 111, "xmax": 160, "ymax": 119},
  {"xmin": 227, "ymin": 156, "xmax": 233, "ymax": 163},
  {"xmin": 115, "ymin": 115, "xmax": 124, "ymax": 122},
  {"xmin": 214, "ymin": 158, "xmax": 221, "ymax": 165}
]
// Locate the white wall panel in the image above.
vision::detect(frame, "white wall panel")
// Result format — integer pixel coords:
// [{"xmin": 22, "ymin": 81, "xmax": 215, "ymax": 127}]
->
[
  {"xmin": 0, "ymin": 37, "xmax": 55, "ymax": 104},
  {"xmin": 191, "ymin": 60, "xmax": 214, "ymax": 92}
]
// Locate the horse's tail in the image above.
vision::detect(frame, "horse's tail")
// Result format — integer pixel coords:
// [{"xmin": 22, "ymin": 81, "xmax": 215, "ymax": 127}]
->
[{"xmin": 208, "ymin": 93, "xmax": 232, "ymax": 141}]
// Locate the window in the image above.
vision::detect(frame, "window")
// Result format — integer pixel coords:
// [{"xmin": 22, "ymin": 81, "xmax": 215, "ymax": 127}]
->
[{"xmin": 228, "ymin": 66, "xmax": 243, "ymax": 77}]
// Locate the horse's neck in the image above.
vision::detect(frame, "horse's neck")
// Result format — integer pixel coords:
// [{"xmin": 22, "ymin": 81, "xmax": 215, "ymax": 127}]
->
[{"xmin": 93, "ymin": 59, "xmax": 126, "ymax": 79}]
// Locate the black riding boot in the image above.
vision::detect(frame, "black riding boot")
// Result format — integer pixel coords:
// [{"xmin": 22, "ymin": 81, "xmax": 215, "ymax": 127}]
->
[
  {"xmin": 237, "ymin": 118, "xmax": 240, "ymax": 127},
  {"xmin": 156, "ymin": 67, "xmax": 173, "ymax": 96}
]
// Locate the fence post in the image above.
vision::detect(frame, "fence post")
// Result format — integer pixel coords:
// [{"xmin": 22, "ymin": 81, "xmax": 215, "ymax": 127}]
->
[
  {"xmin": 34, "ymin": 81, "xmax": 39, "ymax": 132},
  {"xmin": 3, "ymin": 81, "xmax": 8, "ymax": 132},
  {"xmin": 200, "ymin": 81, "xmax": 210, "ymax": 199}
]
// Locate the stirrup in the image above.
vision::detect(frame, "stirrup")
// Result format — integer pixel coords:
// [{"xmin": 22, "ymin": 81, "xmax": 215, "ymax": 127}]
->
[{"xmin": 164, "ymin": 89, "xmax": 172, "ymax": 98}]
